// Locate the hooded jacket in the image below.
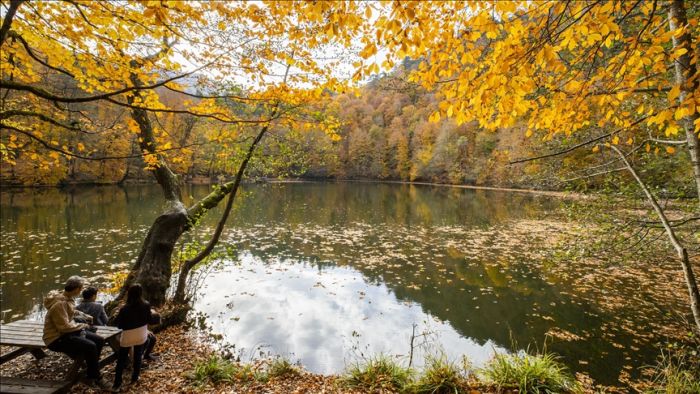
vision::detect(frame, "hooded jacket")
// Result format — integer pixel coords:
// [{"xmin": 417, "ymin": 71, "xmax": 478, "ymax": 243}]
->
[{"xmin": 42, "ymin": 290, "xmax": 89, "ymax": 345}]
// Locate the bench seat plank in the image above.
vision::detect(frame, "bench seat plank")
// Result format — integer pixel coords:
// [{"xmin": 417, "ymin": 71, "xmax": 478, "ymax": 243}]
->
[{"xmin": 0, "ymin": 377, "xmax": 72, "ymax": 394}]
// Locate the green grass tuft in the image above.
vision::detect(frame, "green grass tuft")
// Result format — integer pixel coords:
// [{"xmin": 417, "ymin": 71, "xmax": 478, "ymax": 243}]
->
[
  {"xmin": 480, "ymin": 352, "xmax": 580, "ymax": 394},
  {"xmin": 188, "ymin": 355, "xmax": 237, "ymax": 385},
  {"xmin": 266, "ymin": 357, "xmax": 302, "ymax": 378},
  {"xmin": 187, "ymin": 355, "xmax": 268, "ymax": 386},
  {"xmin": 646, "ymin": 345, "xmax": 700, "ymax": 394},
  {"xmin": 341, "ymin": 354, "xmax": 414, "ymax": 392},
  {"xmin": 410, "ymin": 354, "xmax": 466, "ymax": 394}
]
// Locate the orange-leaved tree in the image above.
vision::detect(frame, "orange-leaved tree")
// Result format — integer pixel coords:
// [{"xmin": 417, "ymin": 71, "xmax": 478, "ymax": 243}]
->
[{"xmin": 0, "ymin": 0, "xmax": 345, "ymax": 307}]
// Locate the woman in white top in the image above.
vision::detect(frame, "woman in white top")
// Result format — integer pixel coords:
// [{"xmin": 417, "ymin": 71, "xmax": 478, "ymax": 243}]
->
[{"xmin": 112, "ymin": 284, "xmax": 158, "ymax": 391}]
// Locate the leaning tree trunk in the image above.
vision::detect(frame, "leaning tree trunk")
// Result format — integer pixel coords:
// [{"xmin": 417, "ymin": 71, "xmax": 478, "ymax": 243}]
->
[
  {"xmin": 114, "ymin": 203, "xmax": 188, "ymax": 306},
  {"xmin": 111, "ymin": 59, "xmax": 287, "ymax": 309},
  {"xmin": 173, "ymin": 118, "xmax": 274, "ymax": 303},
  {"xmin": 110, "ymin": 73, "xmax": 185, "ymax": 307}
]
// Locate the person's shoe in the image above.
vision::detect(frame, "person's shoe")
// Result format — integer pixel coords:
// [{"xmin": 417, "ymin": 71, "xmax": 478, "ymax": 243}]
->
[
  {"xmin": 143, "ymin": 353, "xmax": 160, "ymax": 361},
  {"xmin": 84, "ymin": 377, "xmax": 116, "ymax": 392}
]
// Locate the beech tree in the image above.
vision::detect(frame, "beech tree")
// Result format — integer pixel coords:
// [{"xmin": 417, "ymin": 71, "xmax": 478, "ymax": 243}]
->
[{"xmin": 0, "ymin": 0, "xmax": 344, "ymax": 306}]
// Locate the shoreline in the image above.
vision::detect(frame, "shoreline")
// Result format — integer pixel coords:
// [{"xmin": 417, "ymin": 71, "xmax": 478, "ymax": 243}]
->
[
  {"xmin": 0, "ymin": 177, "xmax": 590, "ymax": 200},
  {"xmin": 0, "ymin": 323, "xmax": 601, "ymax": 393}
]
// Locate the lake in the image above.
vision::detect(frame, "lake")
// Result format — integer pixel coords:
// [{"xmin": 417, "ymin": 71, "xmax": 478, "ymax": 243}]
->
[{"xmin": 0, "ymin": 182, "xmax": 678, "ymax": 385}]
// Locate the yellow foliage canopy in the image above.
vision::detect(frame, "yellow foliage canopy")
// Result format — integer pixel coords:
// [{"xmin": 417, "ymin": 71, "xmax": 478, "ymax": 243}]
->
[{"xmin": 348, "ymin": 1, "xmax": 698, "ymax": 149}]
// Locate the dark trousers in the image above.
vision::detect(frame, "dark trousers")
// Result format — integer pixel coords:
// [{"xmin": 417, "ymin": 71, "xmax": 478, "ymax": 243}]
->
[
  {"xmin": 114, "ymin": 343, "xmax": 144, "ymax": 388},
  {"xmin": 48, "ymin": 330, "xmax": 105, "ymax": 379},
  {"xmin": 145, "ymin": 332, "xmax": 156, "ymax": 358}
]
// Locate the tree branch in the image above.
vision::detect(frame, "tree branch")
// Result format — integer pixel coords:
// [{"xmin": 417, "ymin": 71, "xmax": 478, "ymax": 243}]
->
[
  {"xmin": 0, "ymin": 0, "xmax": 24, "ymax": 46},
  {"xmin": 509, "ymin": 115, "xmax": 649, "ymax": 165},
  {"xmin": 0, "ymin": 110, "xmax": 83, "ymax": 132},
  {"xmin": 0, "ymin": 124, "xmax": 204, "ymax": 160}
]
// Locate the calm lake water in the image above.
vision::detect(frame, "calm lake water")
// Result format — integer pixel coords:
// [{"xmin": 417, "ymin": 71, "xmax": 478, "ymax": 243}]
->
[{"xmin": 0, "ymin": 182, "xmax": 669, "ymax": 385}]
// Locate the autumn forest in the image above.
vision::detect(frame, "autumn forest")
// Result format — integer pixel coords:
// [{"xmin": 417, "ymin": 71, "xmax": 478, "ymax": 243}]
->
[{"xmin": 1, "ymin": 1, "xmax": 699, "ymax": 393}]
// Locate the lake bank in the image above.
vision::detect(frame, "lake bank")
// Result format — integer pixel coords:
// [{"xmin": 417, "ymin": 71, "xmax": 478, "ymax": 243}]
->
[
  {"xmin": 0, "ymin": 323, "xmax": 606, "ymax": 393},
  {"xmin": 4, "ymin": 321, "xmax": 694, "ymax": 393},
  {"xmin": 0, "ymin": 176, "xmax": 587, "ymax": 199}
]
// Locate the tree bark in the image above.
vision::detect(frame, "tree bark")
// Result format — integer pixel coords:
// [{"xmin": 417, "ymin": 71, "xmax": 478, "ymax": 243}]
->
[
  {"xmin": 106, "ymin": 77, "xmax": 188, "ymax": 307},
  {"xmin": 611, "ymin": 145, "xmax": 700, "ymax": 333},
  {"xmin": 127, "ymin": 74, "xmax": 182, "ymax": 202},
  {"xmin": 0, "ymin": 0, "xmax": 24, "ymax": 46},
  {"xmin": 115, "ymin": 203, "xmax": 188, "ymax": 307},
  {"xmin": 668, "ymin": 0, "xmax": 700, "ymax": 203}
]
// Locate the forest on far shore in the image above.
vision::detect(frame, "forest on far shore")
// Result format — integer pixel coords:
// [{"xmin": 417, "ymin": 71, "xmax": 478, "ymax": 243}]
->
[{"xmin": 1, "ymin": 62, "xmax": 695, "ymax": 199}]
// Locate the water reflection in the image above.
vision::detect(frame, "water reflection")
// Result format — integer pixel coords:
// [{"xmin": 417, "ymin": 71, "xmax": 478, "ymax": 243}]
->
[
  {"xmin": 0, "ymin": 183, "xmax": 666, "ymax": 385},
  {"xmin": 197, "ymin": 254, "xmax": 505, "ymax": 373}
]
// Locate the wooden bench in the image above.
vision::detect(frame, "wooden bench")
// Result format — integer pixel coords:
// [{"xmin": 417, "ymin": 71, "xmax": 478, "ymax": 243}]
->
[{"xmin": 0, "ymin": 319, "xmax": 121, "ymax": 394}]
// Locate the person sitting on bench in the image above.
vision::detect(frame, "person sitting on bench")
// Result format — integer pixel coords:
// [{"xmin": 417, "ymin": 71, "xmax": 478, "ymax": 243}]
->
[
  {"xmin": 112, "ymin": 283, "xmax": 159, "ymax": 391},
  {"xmin": 77, "ymin": 286, "xmax": 109, "ymax": 326},
  {"xmin": 43, "ymin": 275, "xmax": 112, "ymax": 390}
]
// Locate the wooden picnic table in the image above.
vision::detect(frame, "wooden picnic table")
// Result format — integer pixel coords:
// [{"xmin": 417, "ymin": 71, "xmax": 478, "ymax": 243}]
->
[{"xmin": 0, "ymin": 319, "xmax": 121, "ymax": 394}]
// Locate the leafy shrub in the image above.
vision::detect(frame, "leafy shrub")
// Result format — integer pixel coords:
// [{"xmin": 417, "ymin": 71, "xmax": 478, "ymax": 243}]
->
[
  {"xmin": 341, "ymin": 355, "xmax": 414, "ymax": 392},
  {"xmin": 480, "ymin": 352, "xmax": 580, "ymax": 394}
]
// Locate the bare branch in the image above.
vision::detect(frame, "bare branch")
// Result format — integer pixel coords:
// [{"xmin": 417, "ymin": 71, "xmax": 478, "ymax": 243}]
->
[{"xmin": 509, "ymin": 115, "xmax": 649, "ymax": 165}]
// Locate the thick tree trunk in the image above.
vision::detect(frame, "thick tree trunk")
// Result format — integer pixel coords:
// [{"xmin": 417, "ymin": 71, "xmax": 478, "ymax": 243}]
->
[
  {"xmin": 668, "ymin": 0, "xmax": 700, "ymax": 202},
  {"xmin": 115, "ymin": 203, "xmax": 188, "ymax": 307}
]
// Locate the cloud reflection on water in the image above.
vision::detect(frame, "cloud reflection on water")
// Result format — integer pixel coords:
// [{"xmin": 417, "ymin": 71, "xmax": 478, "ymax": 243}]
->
[{"xmin": 195, "ymin": 253, "xmax": 504, "ymax": 373}]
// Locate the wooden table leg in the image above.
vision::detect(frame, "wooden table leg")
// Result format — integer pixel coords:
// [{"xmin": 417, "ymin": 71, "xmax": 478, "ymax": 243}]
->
[
  {"xmin": 0, "ymin": 347, "xmax": 29, "ymax": 364},
  {"xmin": 29, "ymin": 348, "xmax": 47, "ymax": 360},
  {"xmin": 107, "ymin": 336, "xmax": 120, "ymax": 353}
]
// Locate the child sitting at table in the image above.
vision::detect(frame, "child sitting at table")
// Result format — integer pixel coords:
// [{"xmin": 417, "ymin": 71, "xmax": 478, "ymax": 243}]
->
[{"xmin": 76, "ymin": 286, "xmax": 109, "ymax": 326}]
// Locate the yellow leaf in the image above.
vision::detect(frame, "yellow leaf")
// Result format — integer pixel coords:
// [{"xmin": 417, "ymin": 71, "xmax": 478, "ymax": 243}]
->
[
  {"xmin": 612, "ymin": 136, "xmax": 619, "ymax": 145},
  {"xmin": 668, "ymin": 85, "xmax": 681, "ymax": 102},
  {"xmin": 666, "ymin": 146, "xmax": 676, "ymax": 154},
  {"xmin": 77, "ymin": 143, "xmax": 85, "ymax": 152},
  {"xmin": 674, "ymin": 47, "xmax": 688, "ymax": 57},
  {"xmin": 429, "ymin": 111, "xmax": 441, "ymax": 123},
  {"xmin": 592, "ymin": 145, "xmax": 600, "ymax": 153}
]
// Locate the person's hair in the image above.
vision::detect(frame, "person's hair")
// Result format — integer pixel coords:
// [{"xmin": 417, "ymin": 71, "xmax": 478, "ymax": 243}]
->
[
  {"xmin": 126, "ymin": 283, "xmax": 146, "ymax": 306},
  {"xmin": 82, "ymin": 286, "xmax": 98, "ymax": 300},
  {"xmin": 64, "ymin": 275, "xmax": 85, "ymax": 292}
]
